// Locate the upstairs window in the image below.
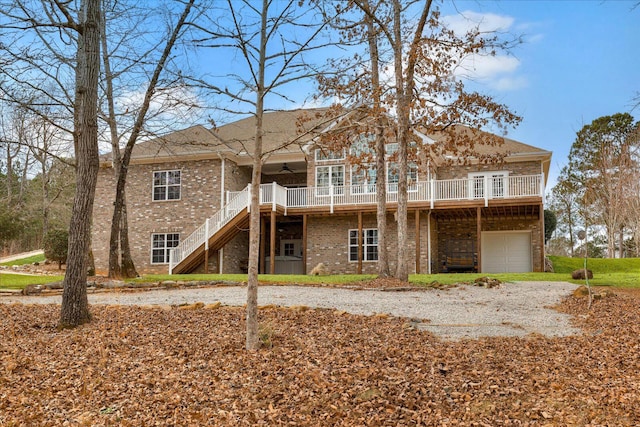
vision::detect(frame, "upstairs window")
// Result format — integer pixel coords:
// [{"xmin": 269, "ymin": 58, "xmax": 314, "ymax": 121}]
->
[
  {"xmin": 387, "ymin": 163, "xmax": 418, "ymax": 192},
  {"xmin": 315, "ymin": 165, "xmax": 345, "ymax": 195},
  {"xmin": 315, "ymin": 148, "xmax": 345, "ymax": 162},
  {"xmin": 351, "ymin": 165, "xmax": 377, "ymax": 194},
  {"xmin": 469, "ymin": 171, "xmax": 508, "ymax": 199},
  {"xmin": 153, "ymin": 170, "xmax": 181, "ymax": 201}
]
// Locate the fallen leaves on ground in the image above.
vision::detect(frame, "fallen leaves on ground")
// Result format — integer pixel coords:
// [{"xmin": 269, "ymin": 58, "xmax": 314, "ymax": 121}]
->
[{"xmin": 0, "ymin": 293, "xmax": 639, "ymax": 426}]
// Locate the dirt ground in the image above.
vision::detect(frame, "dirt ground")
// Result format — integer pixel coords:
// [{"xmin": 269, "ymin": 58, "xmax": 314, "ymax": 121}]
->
[{"xmin": 0, "ymin": 290, "xmax": 638, "ymax": 426}]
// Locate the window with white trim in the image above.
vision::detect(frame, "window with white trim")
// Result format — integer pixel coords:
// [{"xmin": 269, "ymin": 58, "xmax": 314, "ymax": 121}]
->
[
  {"xmin": 469, "ymin": 171, "xmax": 508, "ymax": 198},
  {"xmin": 387, "ymin": 163, "xmax": 418, "ymax": 192},
  {"xmin": 349, "ymin": 229, "xmax": 378, "ymax": 262},
  {"xmin": 315, "ymin": 148, "xmax": 345, "ymax": 162},
  {"xmin": 153, "ymin": 170, "xmax": 181, "ymax": 201},
  {"xmin": 151, "ymin": 233, "xmax": 179, "ymax": 264},
  {"xmin": 351, "ymin": 165, "xmax": 377, "ymax": 193},
  {"xmin": 315, "ymin": 165, "xmax": 344, "ymax": 195}
]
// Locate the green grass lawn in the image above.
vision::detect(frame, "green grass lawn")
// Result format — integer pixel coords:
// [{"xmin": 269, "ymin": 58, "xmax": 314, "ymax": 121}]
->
[
  {"xmin": 0, "ymin": 273, "xmax": 64, "ymax": 290},
  {"xmin": 131, "ymin": 273, "xmax": 378, "ymax": 285},
  {"xmin": 0, "ymin": 253, "xmax": 46, "ymax": 266},
  {"xmin": 1, "ymin": 254, "xmax": 638, "ymax": 290},
  {"xmin": 548, "ymin": 255, "xmax": 640, "ymax": 288}
]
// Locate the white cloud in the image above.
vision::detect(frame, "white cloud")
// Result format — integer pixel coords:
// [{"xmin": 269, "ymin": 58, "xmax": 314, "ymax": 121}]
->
[
  {"xmin": 443, "ymin": 10, "xmax": 514, "ymax": 35},
  {"xmin": 443, "ymin": 10, "xmax": 528, "ymax": 92},
  {"xmin": 491, "ymin": 76, "xmax": 529, "ymax": 91},
  {"xmin": 456, "ymin": 55, "xmax": 520, "ymax": 80}
]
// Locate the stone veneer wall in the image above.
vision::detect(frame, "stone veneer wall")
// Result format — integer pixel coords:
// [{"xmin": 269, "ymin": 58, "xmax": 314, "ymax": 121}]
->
[{"xmin": 93, "ymin": 157, "xmax": 252, "ymax": 275}]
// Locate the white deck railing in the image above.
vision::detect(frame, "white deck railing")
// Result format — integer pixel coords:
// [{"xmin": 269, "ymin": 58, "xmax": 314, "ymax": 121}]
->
[
  {"xmin": 169, "ymin": 186, "xmax": 250, "ymax": 274},
  {"xmin": 170, "ymin": 174, "xmax": 543, "ymax": 273}
]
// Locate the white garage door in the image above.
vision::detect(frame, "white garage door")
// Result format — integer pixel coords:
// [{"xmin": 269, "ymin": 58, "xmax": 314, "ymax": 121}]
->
[{"xmin": 481, "ymin": 232, "xmax": 532, "ymax": 273}]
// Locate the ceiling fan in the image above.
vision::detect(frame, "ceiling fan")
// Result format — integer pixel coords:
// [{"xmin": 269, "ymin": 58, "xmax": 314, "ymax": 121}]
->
[{"xmin": 280, "ymin": 163, "xmax": 295, "ymax": 173}]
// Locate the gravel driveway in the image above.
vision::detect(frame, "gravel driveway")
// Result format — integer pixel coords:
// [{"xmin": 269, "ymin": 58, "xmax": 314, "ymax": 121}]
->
[{"xmin": 1, "ymin": 281, "xmax": 579, "ymax": 341}]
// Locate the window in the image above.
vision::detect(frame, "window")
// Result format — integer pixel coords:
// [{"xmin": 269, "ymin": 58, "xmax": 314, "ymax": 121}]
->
[
  {"xmin": 153, "ymin": 170, "xmax": 181, "ymax": 201},
  {"xmin": 350, "ymin": 134, "xmax": 375, "ymax": 157},
  {"xmin": 151, "ymin": 233, "xmax": 179, "ymax": 264},
  {"xmin": 349, "ymin": 229, "xmax": 378, "ymax": 262},
  {"xmin": 387, "ymin": 163, "xmax": 418, "ymax": 192},
  {"xmin": 315, "ymin": 148, "xmax": 345, "ymax": 162},
  {"xmin": 315, "ymin": 165, "xmax": 344, "ymax": 195},
  {"xmin": 351, "ymin": 165, "xmax": 377, "ymax": 193},
  {"xmin": 281, "ymin": 239, "xmax": 302, "ymax": 257},
  {"xmin": 284, "ymin": 243, "xmax": 295, "ymax": 256},
  {"xmin": 469, "ymin": 171, "xmax": 508, "ymax": 199}
]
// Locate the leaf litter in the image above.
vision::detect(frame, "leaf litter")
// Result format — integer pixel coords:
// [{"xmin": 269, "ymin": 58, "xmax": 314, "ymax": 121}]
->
[{"xmin": 0, "ymin": 293, "xmax": 638, "ymax": 426}]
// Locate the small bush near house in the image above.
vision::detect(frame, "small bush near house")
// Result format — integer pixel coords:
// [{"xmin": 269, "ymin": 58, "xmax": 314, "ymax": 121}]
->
[{"xmin": 44, "ymin": 229, "xmax": 69, "ymax": 269}]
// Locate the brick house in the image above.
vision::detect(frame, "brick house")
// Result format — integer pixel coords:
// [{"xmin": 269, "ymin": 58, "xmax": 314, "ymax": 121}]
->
[{"xmin": 92, "ymin": 108, "xmax": 551, "ymax": 275}]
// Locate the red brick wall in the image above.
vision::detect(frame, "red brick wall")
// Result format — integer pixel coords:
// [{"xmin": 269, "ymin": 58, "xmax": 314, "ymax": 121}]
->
[
  {"xmin": 92, "ymin": 158, "xmax": 249, "ymax": 274},
  {"xmin": 436, "ymin": 160, "xmax": 542, "ymax": 180}
]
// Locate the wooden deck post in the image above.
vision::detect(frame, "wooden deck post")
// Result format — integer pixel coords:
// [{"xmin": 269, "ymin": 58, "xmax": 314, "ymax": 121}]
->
[
  {"xmin": 270, "ymin": 210, "xmax": 276, "ymax": 274},
  {"xmin": 259, "ymin": 216, "xmax": 266, "ymax": 274},
  {"xmin": 415, "ymin": 210, "xmax": 421, "ymax": 274},
  {"xmin": 302, "ymin": 214, "xmax": 308, "ymax": 275},
  {"xmin": 539, "ymin": 203, "xmax": 545, "ymax": 272},
  {"xmin": 357, "ymin": 211, "xmax": 363, "ymax": 274},
  {"xmin": 204, "ymin": 218, "xmax": 209, "ymax": 273},
  {"xmin": 476, "ymin": 207, "xmax": 482, "ymax": 273}
]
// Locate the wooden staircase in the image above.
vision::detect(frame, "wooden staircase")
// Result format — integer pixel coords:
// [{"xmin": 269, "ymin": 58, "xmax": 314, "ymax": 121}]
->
[{"xmin": 169, "ymin": 186, "xmax": 250, "ymax": 274}]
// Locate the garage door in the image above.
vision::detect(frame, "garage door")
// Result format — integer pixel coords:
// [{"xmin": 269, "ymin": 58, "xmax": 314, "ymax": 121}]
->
[{"xmin": 481, "ymin": 232, "xmax": 532, "ymax": 273}]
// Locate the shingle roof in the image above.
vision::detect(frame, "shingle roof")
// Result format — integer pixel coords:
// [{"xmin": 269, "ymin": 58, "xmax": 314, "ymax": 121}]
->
[
  {"xmin": 425, "ymin": 124, "xmax": 551, "ymax": 158},
  {"xmin": 214, "ymin": 108, "xmax": 334, "ymax": 157},
  {"xmin": 102, "ymin": 108, "xmax": 337, "ymax": 164},
  {"xmin": 104, "ymin": 110, "xmax": 550, "ymax": 169},
  {"xmin": 123, "ymin": 125, "xmax": 223, "ymax": 160}
]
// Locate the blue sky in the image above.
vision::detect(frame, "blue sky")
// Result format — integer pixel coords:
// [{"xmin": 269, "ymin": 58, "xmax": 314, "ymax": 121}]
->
[
  {"xmin": 438, "ymin": 0, "xmax": 639, "ymax": 190},
  {"xmin": 195, "ymin": 1, "xmax": 638, "ymax": 192}
]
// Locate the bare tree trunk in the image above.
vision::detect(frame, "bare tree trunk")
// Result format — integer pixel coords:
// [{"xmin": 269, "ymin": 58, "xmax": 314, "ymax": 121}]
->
[
  {"xmin": 389, "ymin": 0, "xmax": 431, "ymax": 282},
  {"xmin": 60, "ymin": 0, "xmax": 101, "ymax": 328},
  {"xmin": 105, "ymin": 0, "xmax": 193, "ymax": 279},
  {"xmin": 41, "ymin": 155, "xmax": 50, "ymax": 240},
  {"xmin": 364, "ymin": 4, "xmax": 389, "ymax": 277},
  {"xmin": 246, "ymin": 0, "xmax": 269, "ymax": 351},
  {"xmin": 619, "ymin": 226, "xmax": 624, "ymax": 258},
  {"xmin": 120, "ymin": 197, "xmax": 137, "ymax": 277}
]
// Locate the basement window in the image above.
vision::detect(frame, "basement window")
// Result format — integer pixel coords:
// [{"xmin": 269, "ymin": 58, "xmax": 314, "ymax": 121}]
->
[
  {"xmin": 151, "ymin": 233, "xmax": 180, "ymax": 264},
  {"xmin": 349, "ymin": 229, "xmax": 378, "ymax": 262}
]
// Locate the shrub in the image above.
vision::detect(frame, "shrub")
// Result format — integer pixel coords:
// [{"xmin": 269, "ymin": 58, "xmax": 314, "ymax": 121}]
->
[{"xmin": 44, "ymin": 229, "xmax": 69, "ymax": 269}]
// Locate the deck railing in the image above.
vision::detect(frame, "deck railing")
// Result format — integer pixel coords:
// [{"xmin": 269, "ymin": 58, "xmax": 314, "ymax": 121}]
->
[
  {"xmin": 170, "ymin": 174, "xmax": 543, "ymax": 272},
  {"xmin": 256, "ymin": 174, "xmax": 543, "ymax": 212},
  {"xmin": 169, "ymin": 186, "xmax": 250, "ymax": 273}
]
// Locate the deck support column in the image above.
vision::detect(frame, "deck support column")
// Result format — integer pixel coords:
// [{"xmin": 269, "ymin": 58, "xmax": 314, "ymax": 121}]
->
[
  {"xmin": 259, "ymin": 216, "xmax": 266, "ymax": 274},
  {"xmin": 357, "ymin": 211, "xmax": 363, "ymax": 274},
  {"xmin": 204, "ymin": 218, "xmax": 210, "ymax": 274},
  {"xmin": 427, "ymin": 211, "xmax": 432, "ymax": 274},
  {"xmin": 302, "ymin": 214, "xmax": 308, "ymax": 275},
  {"xmin": 539, "ymin": 203, "xmax": 545, "ymax": 272},
  {"xmin": 476, "ymin": 207, "xmax": 482, "ymax": 273},
  {"xmin": 415, "ymin": 210, "xmax": 421, "ymax": 274},
  {"xmin": 270, "ymin": 210, "xmax": 276, "ymax": 274}
]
